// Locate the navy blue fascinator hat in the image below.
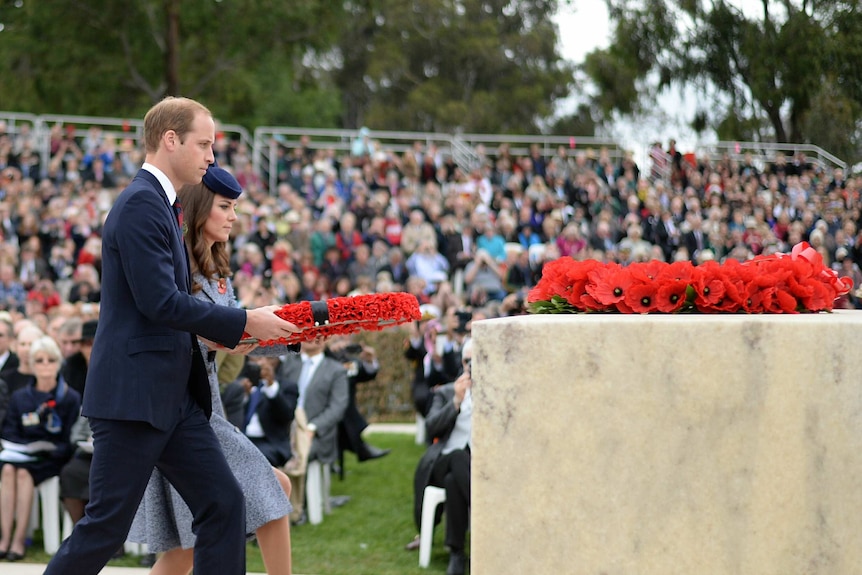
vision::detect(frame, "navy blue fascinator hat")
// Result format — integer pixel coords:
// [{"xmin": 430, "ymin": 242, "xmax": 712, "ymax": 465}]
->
[{"xmin": 202, "ymin": 161, "xmax": 242, "ymax": 199}]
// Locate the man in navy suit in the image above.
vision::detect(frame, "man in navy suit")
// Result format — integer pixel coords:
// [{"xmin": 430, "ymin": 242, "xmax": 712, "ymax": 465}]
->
[
  {"xmin": 45, "ymin": 97, "xmax": 299, "ymax": 575},
  {"xmin": 242, "ymin": 356, "xmax": 299, "ymax": 467}
]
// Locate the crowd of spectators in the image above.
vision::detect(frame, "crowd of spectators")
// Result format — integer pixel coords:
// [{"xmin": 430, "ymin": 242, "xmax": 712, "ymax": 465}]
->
[
  {"xmin": 1, "ymin": 115, "xmax": 861, "ymax": 570},
  {"xmin": 0, "ymin": 119, "xmax": 861, "ymax": 338}
]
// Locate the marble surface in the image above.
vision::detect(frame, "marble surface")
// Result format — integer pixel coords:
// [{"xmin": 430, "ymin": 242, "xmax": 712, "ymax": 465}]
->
[{"xmin": 471, "ymin": 311, "xmax": 862, "ymax": 574}]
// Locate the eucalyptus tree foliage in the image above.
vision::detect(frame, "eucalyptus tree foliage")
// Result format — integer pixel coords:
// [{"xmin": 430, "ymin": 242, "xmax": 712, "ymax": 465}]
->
[
  {"xmin": 329, "ymin": 0, "xmax": 577, "ymax": 134},
  {"xmin": 0, "ymin": 0, "xmax": 577, "ymax": 135},
  {"xmin": 583, "ymin": 0, "xmax": 861, "ymax": 159},
  {"xmin": 0, "ymin": 0, "xmax": 343, "ymax": 127}
]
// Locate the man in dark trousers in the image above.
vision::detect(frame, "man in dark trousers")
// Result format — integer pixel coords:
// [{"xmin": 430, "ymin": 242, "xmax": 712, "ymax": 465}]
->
[
  {"xmin": 45, "ymin": 96, "xmax": 299, "ymax": 575},
  {"xmin": 411, "ymin": 339, "xmax": 474, "ymax": 575},
  {"xmin": 327, "ymin": 336, "xmax": 390, "ymax": 465}
]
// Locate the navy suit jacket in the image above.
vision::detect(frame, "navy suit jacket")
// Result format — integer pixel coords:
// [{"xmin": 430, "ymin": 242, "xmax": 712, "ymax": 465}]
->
[{"xmin": 81, "ymin": 170, "xmax": 246, "ymax": 431}]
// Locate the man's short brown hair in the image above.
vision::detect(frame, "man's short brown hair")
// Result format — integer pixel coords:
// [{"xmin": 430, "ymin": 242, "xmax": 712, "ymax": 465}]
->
[{"xmin": 143, "ymin": 96, "xmax": 211, "ymax": 153}]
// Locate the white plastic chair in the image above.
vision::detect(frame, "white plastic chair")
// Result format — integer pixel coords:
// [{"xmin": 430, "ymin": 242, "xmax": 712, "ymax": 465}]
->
[
  {"xmin": 305, "ymin": 459, "xmax": 331, "ymax": 525},
  {"xmin": 418, "ymin": 485, "xmax": 447, "ymax": 568},
  {"xmin": 25, "ymin": 475, "xmax": 62, "ymax": 554},
  {"xmin": 62, "ymin": 509, "xmax": 147, "ymax": 556}
]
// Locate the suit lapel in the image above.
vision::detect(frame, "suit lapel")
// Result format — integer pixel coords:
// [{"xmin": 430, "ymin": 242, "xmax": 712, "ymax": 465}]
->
[{"xmin": 137, "ymin": 170, "xmax": 191, "ymax": 291}]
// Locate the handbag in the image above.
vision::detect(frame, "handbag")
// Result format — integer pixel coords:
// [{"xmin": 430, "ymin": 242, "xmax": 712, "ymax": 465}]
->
[{"xmin": 283, "ymin": 406, "xmax": 311, "ymax": 477}]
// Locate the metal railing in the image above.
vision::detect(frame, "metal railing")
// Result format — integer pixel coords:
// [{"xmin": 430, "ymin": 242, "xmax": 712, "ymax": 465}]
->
[
  {"xmin": 2, "ymin": 111, "xmax": 849, "ymax": 191},
  {"xmin": 1, "ymin": 112, "xmax": 251, "ymax": 179},
  {"xmin": 706, "ymin": 141, "xmax": 846, "ymax": 173}
]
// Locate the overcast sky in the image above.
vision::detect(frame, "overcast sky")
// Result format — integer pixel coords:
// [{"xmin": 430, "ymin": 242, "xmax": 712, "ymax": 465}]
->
[{"xmin": 552, "ymin": 1, "xmax": 763, "ymax": 165}]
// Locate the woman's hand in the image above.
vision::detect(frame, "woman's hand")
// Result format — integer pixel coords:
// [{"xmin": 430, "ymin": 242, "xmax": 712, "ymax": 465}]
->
[{"xmin": 199, "ymin": 336, "xmax": 259, "ymax": 355}]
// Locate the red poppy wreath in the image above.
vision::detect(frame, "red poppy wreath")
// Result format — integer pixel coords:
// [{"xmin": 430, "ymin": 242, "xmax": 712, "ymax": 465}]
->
[
  {"xmin": 245, "ymin": 292, "xmax": 421, "ymax": 346},
  {"xmin": 528, "ymin": 241, "xmax": 853, "ymax": 315}
]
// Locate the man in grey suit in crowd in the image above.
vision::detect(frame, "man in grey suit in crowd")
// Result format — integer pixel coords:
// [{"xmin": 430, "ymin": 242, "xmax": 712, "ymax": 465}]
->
[{"xmin": 278, "ymin": 336, "xmax": 348, "ymax": 523}]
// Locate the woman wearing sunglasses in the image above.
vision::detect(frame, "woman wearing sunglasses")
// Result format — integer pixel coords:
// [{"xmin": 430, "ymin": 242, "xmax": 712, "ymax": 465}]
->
[{"xmin": 0, "ymin": 335, "xmax": 81, "ymax": 561}]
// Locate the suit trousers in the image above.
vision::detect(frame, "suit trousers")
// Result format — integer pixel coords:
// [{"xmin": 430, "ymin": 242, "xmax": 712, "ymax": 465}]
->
[
  {"xmin": 45, "ymin": 394, "xmax": 246, "ymax": 575},
  {"xmin": 430, "ymin": 448, "xmax": 471, "ymax": 551}
]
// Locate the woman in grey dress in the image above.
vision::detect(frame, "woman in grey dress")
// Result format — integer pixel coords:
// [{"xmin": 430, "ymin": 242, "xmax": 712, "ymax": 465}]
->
[{"xmin": 128, "ymin": 165, "xmax": 295, "ymax": 575}]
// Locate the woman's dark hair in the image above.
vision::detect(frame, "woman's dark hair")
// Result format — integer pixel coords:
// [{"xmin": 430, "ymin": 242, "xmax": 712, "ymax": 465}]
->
[{"xmin": 177, "ymin": 181, "xmax": 232, "ymax": 292}]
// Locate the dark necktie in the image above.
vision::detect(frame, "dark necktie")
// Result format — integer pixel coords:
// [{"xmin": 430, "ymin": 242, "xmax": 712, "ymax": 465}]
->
[
  {"xmin": 173, "ymin": 199, "xmax": 184, "ymax": 231},
  {"xmin": 244, "ymin": 385, "xmax": 262, "ymax": 431}
]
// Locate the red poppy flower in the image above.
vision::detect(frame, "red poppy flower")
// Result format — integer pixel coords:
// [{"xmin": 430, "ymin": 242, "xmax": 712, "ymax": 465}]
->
[
  {"xmin": 586, "ymin": 263, "xmax": 631, "ymax": 306},
  {"xmin": 624, "ymin": 279, "xmax": 659, "ymax": 313},
  {"xmin": 654, "ymin": 278, "xmax": 689, "ymax": 313}
]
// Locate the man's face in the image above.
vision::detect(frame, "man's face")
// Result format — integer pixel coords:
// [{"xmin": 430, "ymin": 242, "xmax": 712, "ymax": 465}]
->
[
  {"xmin": 0, "ymin": 324, "xmax": 10, "ymax": 353},
  {"xmin": 59, "ymin": 331, "xmax": 83, "ymax": 358},
  {"xmin": 172, "ymin": 111, "xmax": 215, "ymax": 186},
  {"xmin": 301, "ymin": 337, "xmax": 326, "ymax": 356}
]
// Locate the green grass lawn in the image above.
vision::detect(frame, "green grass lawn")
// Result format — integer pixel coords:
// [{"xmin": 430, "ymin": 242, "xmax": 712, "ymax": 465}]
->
[{"xmin": 24, "ymin": 431, "xmax": 460, "ymax": 574}]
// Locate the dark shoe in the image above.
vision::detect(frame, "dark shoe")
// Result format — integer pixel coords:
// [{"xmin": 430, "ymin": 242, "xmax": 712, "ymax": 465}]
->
[
  {"xmin": 447, "ymin": 550, "xmax": 467, "ymax": 575},
  {"xmin": 329, "ymin": 495, "xmax": 352, "ymax": 508},
  {"xmin": 6, "ymin": 549, "xmax": 25, "ymax": 562},
  {"xmin": 357, "ymin": 443, "xmax": 391, "ymax": 462},
  {"xmin": 405, "ymin": 535, "xmax": 421, "ymax": 551},
  {"xmin": 290, "ymin": 511, "xmax": 308, "ymax": 526},
  {"xmin": 0, "ymin": 548, "xmax": 7, "ymax": 560}
]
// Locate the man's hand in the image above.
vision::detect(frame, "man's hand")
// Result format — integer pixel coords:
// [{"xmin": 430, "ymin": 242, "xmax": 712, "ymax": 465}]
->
[
  {"xmin": 245, "ymin": 305, "xmax": 300, "ymax": 342},
  {"xmin": 359, "ymin": 346, "xmax": 376, "ymax": 362},
  {"xmin": 453, "ymin": 371, "xmax": 471, "ymax": 410}
]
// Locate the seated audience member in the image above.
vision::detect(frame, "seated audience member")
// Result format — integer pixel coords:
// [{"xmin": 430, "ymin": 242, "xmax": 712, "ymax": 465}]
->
[
  {"xmin": 0, "ymin": 316, "xmax": 19, "ymax": 386},
  {"xmin": 326, "ymin": 336, "xmax": 390, "ymax": 466},
  {"xmin": 243, "ymin": 357, "xmax": 299, "ymax": 468},
  {"xmin": 59, "ymin": 319, "xmax": 96, "ymax": 397},
  {"xmin": 0, "ymin": 336, "xmax": 81, "ymax": 561},
  {"xmin": 56, "ymin": 316, "xmax": 83, "ymax": 361},
  {"xmin": 58, "ymin": 320, "xmax": 97, "ymax": 527},
  {"xmin": 404, "ymin": 305, "xmax": 461, "ymax": 419},
  {"xmin": 0, "ymin": 264, "xmax": 28, "ymax": 314},
  {"xmin": 408, "ymin": 339, "xmax": 474, "ymax": 575},
  {"xmin": 5, "ymin": 325, "xmax": 44, "ymax": 394},
  {"xmin": 58, "ymin": 414, "xmax": 92, "ymax": 526},
  {"xmin": 279, "ymin": 337, "xmax": 349, "ymax": 524},
  {"xmin": 377, "ymin": 246, "xmax": 410, "ymax": 287},
  {"xmin": 217, "ymin": 350, "xmax": 249, "ymax": 429},
  {"xmin": 67, "ymin": 264, "xmax": 102, "ymax": 304},
  {"xmin": 406, "ymin": 240, "xmax": 450, "ymax": 295},
  {"xmin": 26, "ymin": 279, "xmax": 62, "ymax": 315},
  {"xmin": 463, "ymin": 248, "xmax": 508, "ymax": 305}
]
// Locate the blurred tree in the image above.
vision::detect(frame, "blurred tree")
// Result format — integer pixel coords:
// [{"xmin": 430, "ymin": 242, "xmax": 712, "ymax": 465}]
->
[
  {"xmin": 0, "ymin": 0, "xmax": 343, "ymax": 127},
  {"xmin": 0, "ymin": 0, "xmax": 577, "ymax": 135},
  {"xmin": 321, "ymin": 0, "xmax": 576, "ymax": 133},
  {"xmin": 583, "ymin": 0, "xmax": 862, "ymax": 158}
]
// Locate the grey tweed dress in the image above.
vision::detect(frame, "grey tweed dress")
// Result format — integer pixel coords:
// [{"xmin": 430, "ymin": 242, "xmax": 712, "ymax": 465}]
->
[{"xmin": 127, "ymin": 274, "xmax": 293, "ymax": 552}]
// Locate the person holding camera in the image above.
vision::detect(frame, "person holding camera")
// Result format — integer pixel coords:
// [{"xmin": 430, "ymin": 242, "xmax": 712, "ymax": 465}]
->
[
  {"xmin": 241, "ymin": 357, "xmax": 300, "ymax": 469},
  {"xmin": 326, "ymin": 336, "xmax": 390, "ymax": 465},
  {"xmin": 408, "ymin": 338, "xmax": 474, "ymax": 575},
  {"xmin": 463, "ymin": 248, "xmax": 507, "ymax": 305},
  {"xmin": 405, "ymin": 305, "xmax": 463, "ymax": 418}
]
